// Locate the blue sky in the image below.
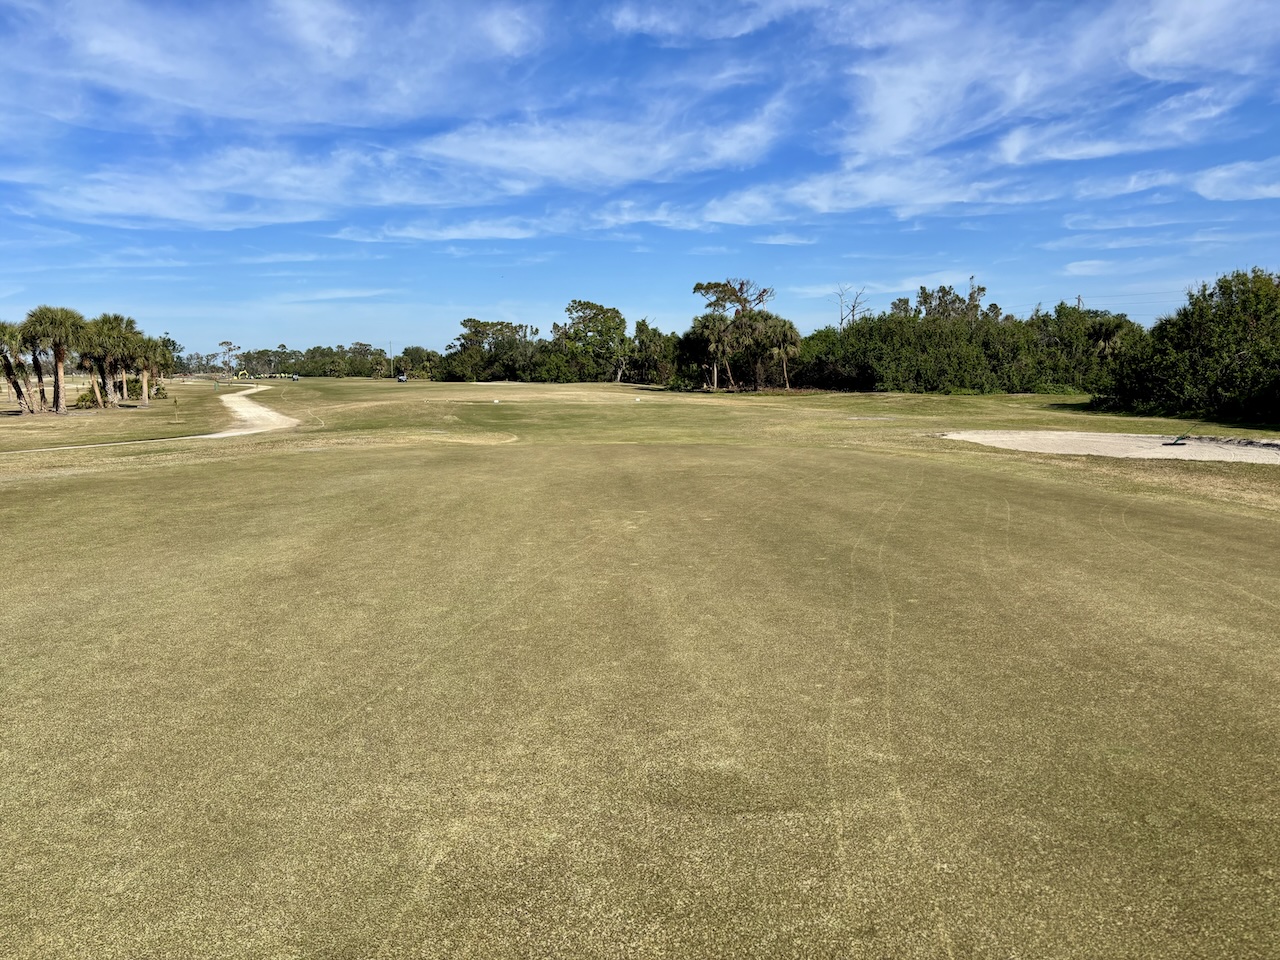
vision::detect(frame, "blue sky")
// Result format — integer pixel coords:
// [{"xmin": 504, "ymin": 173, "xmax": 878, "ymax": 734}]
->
[{"xmin": 1, "ymin": 0, "xmax": 1277, "ymax": 355}]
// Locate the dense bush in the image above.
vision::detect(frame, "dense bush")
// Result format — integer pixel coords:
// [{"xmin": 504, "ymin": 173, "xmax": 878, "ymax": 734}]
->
[
  {"xmin": 1100, "ymin": 268, "xmax": 1280, "ymax": 422},
  {"xmin": 792, "ymin": 285, "xmax": 1140, "ymax": 396}
]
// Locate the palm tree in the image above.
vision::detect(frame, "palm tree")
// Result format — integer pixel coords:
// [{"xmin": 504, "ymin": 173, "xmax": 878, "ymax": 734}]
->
[
  {"xmin": 132, "ymin": 335, "xmax": 172, "ymax": 407},
  {"xmin": 0, "ymin": 320, "xmax": 34, "ymax": 413},
  {"xmin": 20, "ymin": 321, "xmax": 51, "ymax": 412},
  {"xmin": 1087, "ymin": 314, "xmax": 1128, "ymax": 360},
  {"xmin": 23, "ymin": 306, "xmax": 87, "ymax": 414},
  {"xmin": 760, "ymin": 312, "xmax": 801, "ymax": 390},
  {"xmin": 87, "ymin": 313, "xmax": 138, "ymax": 407},
  {"xmin": 692, "ymin": 311, "xmax": 736, "ymax": 390},
  {"xmin": 78, "ymin": 317, "xmax": 109, "ymax": 407}
]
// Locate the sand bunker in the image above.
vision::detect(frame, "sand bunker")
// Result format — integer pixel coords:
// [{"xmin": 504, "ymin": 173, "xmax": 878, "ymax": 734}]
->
[{"xmin": 945, "ymin": 430, "xmax": 1280, "ymax": 464}]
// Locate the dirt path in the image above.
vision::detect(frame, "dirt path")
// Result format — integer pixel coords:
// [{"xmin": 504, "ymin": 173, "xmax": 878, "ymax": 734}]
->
[
  {"xmin": 205, "ymin": 384, "xmax": 300, "ymax": 437},
  {"xmin": 944, "ymin": 430, "xmax": 1280, "ymax": 464},
  {"xmin": 4, "ymin": 385, "xmax": 300, "ymax": 454}
]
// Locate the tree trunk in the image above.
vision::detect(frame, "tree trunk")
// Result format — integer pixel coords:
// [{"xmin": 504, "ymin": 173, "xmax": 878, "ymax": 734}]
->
[
  {"xmin": 710, "ymin": 361, "xmax": 718, "ymax": 391},
  {"xmin": 782, "ymin": 354, "xmax": 791, "ymax": 390},
  {"xmin": 723, "ymin": 359, "xmax": 737, "ymax": 391},
  {"xmin": 31, "ymin": 352, "xmax": 48, "ymax": 411},
  {"xmin": 99, "ymin": 359, "xmax": 118, "ymax": 407},
  {"xmin": 52, "ymin": 348, "xmax": 67, "ymax": 414},
  {"xmin": 90, "ymin": 376, "xmax": 103, "ymax": 409},
  {"xmin": 2, "ymin": 355, "xmax": 31, "ymax": 413},
  {"xmin": 140, "ymin": 367, "xmax": 150, "ymax": 407}
]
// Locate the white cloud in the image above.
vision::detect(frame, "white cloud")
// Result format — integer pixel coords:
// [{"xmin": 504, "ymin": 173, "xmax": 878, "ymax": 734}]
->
[
  {"xmin": 1062, "ymin": 256, "xmax": 1178, "ymax": 277},
  {"xmin": 1137, "ymin": 84, "xmax": 1249, "ymax": 140},
  {"xmin": 1193, "ymin": 156, "xmax": 1280, "ymax": 201},
  {"xmin": 704, "ymin": 155, "xmax": 1039, "ymax": 222},
  {"xmin": 335, "ymin": 217, "xmax": 546, "ymax": 242},
  {"xmin": 1044, "ymin": 227, "xmax": 1277, "ymax": 252},
  {"xmin": 478, "ymin": 4, "xmax": 544, "ymax": 55},
  {"xmin": 0, "ymin": 0, "xmax": 554, "ymax": 128},
  {"xmin": 592, "ymin": 201, "xmax": 706, "ymax": 230},
  {"xmin": 607, "ymin": 0, "xmax": 826, "ymax": 41},
  {"xmin": 411, "ymin": 96, "xmax": 790, "ymax": 189},
  {"xmin": 273, "ymin": 287, "xmax": 397, "ymax": 302},
  {"xmin": 1126, "ymin": 0, "xmax": 1280, "ymax": 80},
  {"xmin": 269, "ymin": 0, "xmax": 362, "ymax": 59},
  {"xmin": 1063, "ymin": 212, "xmax": 1191, "ymax": 231},
  {"xmin": 1073, "ymin": 170, "xmax": 1182, "ymax": 200},
  {"xmin": 755, "ymin": 233, "xmax": 814, "ymax": 245}
]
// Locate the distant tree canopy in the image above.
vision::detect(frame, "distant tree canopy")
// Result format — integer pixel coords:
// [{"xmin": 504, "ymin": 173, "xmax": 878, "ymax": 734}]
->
[{"xmin": 20, "ymin": 267, "xmax": 1275, "ymax": 424}]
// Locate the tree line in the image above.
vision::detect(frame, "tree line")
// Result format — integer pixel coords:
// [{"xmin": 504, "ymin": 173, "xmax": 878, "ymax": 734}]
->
[
  {"xmin": 9, "ymin": 268, "xmax": 1275, "ymax": 423},
  {"xmin": 0, "ymin": 308, "xmax": 176, "ymax": 414}
]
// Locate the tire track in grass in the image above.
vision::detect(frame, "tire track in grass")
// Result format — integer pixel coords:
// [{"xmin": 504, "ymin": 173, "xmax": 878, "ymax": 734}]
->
[
  {"xmin": 824, "ymin": 470, "xmax": 956, "ymax": 958},
  {"xmin": 823, "ymin": 494, "xmax": 894, "ymax": 924},
  {"xmin": 1095, "ymin": 501, "xmax": 1280, "ymax": 612},
  {"xmin": 356, "ymin": 527, "xmax": 612, "ymax": 958},
  {"xmin": 872, "ymin": 474, "xmax": 957, "ymax": 960}
]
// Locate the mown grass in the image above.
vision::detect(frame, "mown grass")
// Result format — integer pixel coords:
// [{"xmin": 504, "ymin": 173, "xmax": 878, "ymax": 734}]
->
[
  {"xmin": 0, "ymin": 378, "xmax": 239, "ymax": 451},
  {"xmin": 2, "ymin": 381, "xmax": 1277, "ymax": 958}
]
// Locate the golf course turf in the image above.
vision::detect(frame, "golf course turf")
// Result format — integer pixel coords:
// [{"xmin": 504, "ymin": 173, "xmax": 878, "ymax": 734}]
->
[{"xmin": 3, "ymin": 380, "xmax": 1277, "ymax": 958}]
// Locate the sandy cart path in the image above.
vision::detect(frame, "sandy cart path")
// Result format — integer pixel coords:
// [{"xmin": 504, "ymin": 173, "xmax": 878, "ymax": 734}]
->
[
  {"xmin": 204, "ymin": 384, "xmax": 300, "ymax": 437},
  {"xmin": 4, "ymin": 385, "xmax": 300, "ymax": 454}
]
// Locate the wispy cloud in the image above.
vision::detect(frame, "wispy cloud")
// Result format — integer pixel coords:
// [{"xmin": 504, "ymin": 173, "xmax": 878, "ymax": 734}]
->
[
  {"xmin": 1073, "ymin": 170, "xmax": 1182, "ymax": 200},
  {"xmin": 334, "ymin": 217, "xmax": 547, "ymax": 242},
  {"xmin": 1062, "ymin": 257, "xmax": 1179, "ymax": 277},
  {"xmin": 273, "ymin": 287, "xmax": 397, "ymax": 303},
  {"xmin": 1125, "ymin": 0, "xmax": 1280, "ymax": 80},
  {"xmin": 411, "ymin": 96, "xmax": 791, "ymax": 189},
  {"xmin": 0, "ymin": 0, "xmax": 555, "ymax": 128},
  {"xmin": 755, "ymin": 233, "xmax": 814, "ymax": 245},
  {"xmin": 607, "ymin": 0, "xmax": 826, "ymax": 42},
  {"xmin": 1192, "ymin": 156, "xmax": 1280, "ymax": 201}
]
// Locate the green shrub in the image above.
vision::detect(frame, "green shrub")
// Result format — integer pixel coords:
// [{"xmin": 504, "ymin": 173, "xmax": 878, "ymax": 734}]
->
[
  {"xmin": 74, "ymin": 390, "xmax": 97, "ymax": 410},
  {"xmin": 151, "ymin": 382, "xmax": 168, "ymax": 400},
  {"xmin": 666, "ymin": 372, "xmax": 703, "ymax": 392}
]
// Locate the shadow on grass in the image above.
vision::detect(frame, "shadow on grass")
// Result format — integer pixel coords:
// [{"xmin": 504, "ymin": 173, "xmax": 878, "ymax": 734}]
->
[
  {"xmin": 1045, "ymin": 401, "xmax": 1093, "ymax": 413},
  {"xmin": 1046, "ymin": 399, "xmax": 1280, "ymax": 433}
]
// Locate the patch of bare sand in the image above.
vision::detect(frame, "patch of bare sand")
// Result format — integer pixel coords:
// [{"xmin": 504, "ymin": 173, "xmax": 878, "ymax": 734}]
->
[{"xmin": 944, "ymin": 430, "xmax": 1280, "ymax": 464}]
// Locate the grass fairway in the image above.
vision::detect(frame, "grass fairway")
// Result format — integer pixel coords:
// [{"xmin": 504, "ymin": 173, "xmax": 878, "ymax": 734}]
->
[{"xmin": 3, "ymin": 381, "xmax": 1277, "ymax": 958}]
